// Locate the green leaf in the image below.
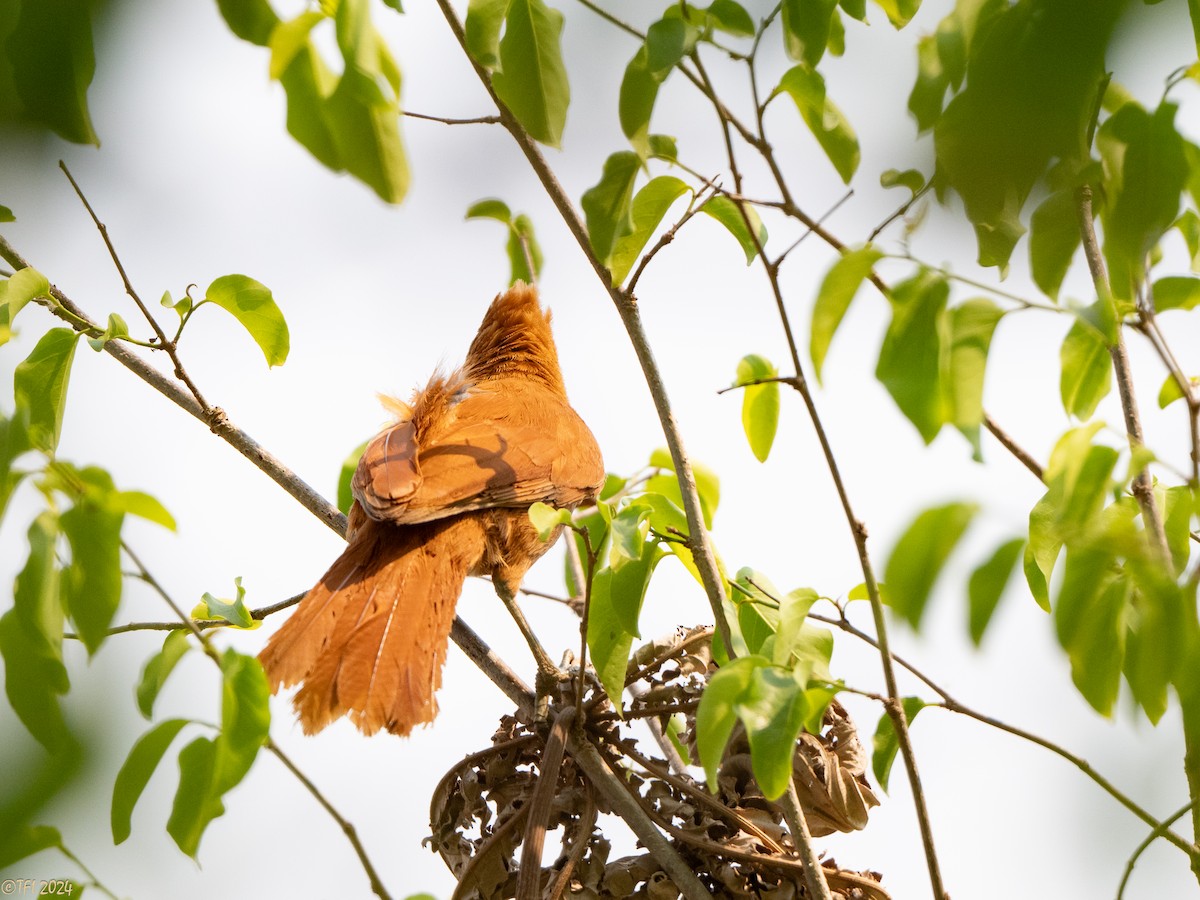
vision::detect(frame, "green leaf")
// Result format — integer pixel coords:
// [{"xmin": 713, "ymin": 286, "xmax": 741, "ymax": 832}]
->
[
  {"xmin": 1029, "ymin": 189, "xmax": 1081, "ymax": 301},
  {"xmin": 215, "ymin": 0, "xmax": 279, "ymax": 45},
  {"xmin": 528, "ymin": 501, "xmax": 573, "ymax": 540},
  {"xmin": 608, "ymin": 176, "xmax": 692, "ymax": 286},
  {"xmin": 111, "ymin": 718, "xmax": 191, "ymax": 844},
  {"xmin": 1174, "ymin": 209, "xmax": 1200, "ymax": 270},
  {"xmin": 216, "ymin": 649, "xmax": 270, "ymax": 790},
  {"xmin": 464, "ymin": 0, "xmax": 509, "ymax": 68},
  {"xmin": 322, "ymin": 0, "xmax": 410, "ymax": 204},
  {"xmin": 1157, "ymin": 373, "xmax": 1189, "ymax": 410},
  {"xmin": 1100, "ymin": 102, "xmax": 1188, "ymax": 299},
  {"xmin": 1152, "ymin": 275, "xmax": 1200, "ymax": 312},
  {"xmin": 707, "ymin": 0, "xmax": 755, "ymax": 36},
  {"xmin": 167, "ymin": 736, "xmax": 223, "ymax": 858},
  {"xmin": 204, "ymin": 274, "xmax": 290, "ymax": 367},
  {"xmin": 876, "ymin": 271, "xmax": 950, "ymax": 443},
  {"xmin": 776, "ymin": 65, "xmax": 859, "ymax": 183},
  {"xmin": 700, "ymin": 196, "xmax": 768, "ymax": 264},
  {"xmin": 1023, "ymin": 492, "xmax": 1060, "ymax": 612},
  {"xmin": 278, "ymin": 45, "xmax": 341, "ymax": 172},
  {"xmin": 872, "ymin": 0, "xmax": 921, "ymax": 28},
  {"xmin": 466, "ymin": 198, "xmax": 513, "ymax": 222},
  {"xmin": 1161, "ymin": 485, "xmax": 1194, "ymax": 576},
  {"xmin": 0, "ymin": 410, "xmax": 33, "ymax": 521},
  {"xmin": 199, "ymin": 577, "xmax": 254, "ymax": 629},
  {"xmin": 268, "ymin": 10, "xmax": 326, "ymax": 80},
  {"xmin": 1059, "ymin": 315, "xmax": 1112, "ymax": 420},
  {"xmin": 619, "ymin": 47, "xmax": 660, "ymax": 156},
  {"xmin": 113, "ymin": 490, "xmax": 177, "ymax": 531},
  {"xmin": 732, "ymin": 568, "xmax": 783, "ymax": 656},
  {"xmin": 880, "ymin": 168, "xmax": 926, "ymax": 197},
  {"xmin": 967, "ymin": 537, "xmax": 1024, "ymax": 645},
  {"xmin": 645, "ymin": 18, "xmax": 691, "ymax": 75},
  {"xmin": 0, "ymin": 825, "xmax": 63, "ymax": 870},
  {"xmin": 7, "ymin": 266, "xmax": 51, "ymax": 319},
  {"xmin": 58, "ymin": 473, "xmax": 123, "ymax": 656},
  {"xmin": 696, "ymin": 655, "xmax": 767, "ymax": 789},
  {"xmin": 587, "ymin": 552, "xmax": 663, "ymax": 710},
  {"xmin": 774, "ymin": 588, "xmax": 820, "ymax": 668},
  {"xmin": 137, "ymin": 630, "xmax": 191, "ymax": 720},
  {"xmin": 13, "ymin": 327, "xmax": 80, "ymax": 452},
  {"xmin": 908, "ymin": 35, "xmax": 946, "ymax": 132},
  {"xmin": 647, "ymin": 134, "xmax": 678, "ymax": 162},
  {"xmin": 647, "ymin": 447, "xmax": 720, "ymax": 531},
  {"xmin": 884, "ymin": 501, "xmax": 978, "ymax": 629},
  {"xmin": 507, "ymin": 214, "xmax": 543, "ymax": 285},
  {"xmin": 947, "ymin": 298, "xmax": 1003, "ymax": 455},
  {"xmin": 0, "ymin": 204, "xmax": 15, "ymax": 223},
  {"xmin": 871, "ymin": 698, "xmax": 926, "ymax": 792},
  {"xmin": 85, "ymin": 312, "xmax": 130, "ymax": 351},
  {"xmin": 1055, "ymin": 544, "xmax": 1125, "ymax": 716},
  {"xmin": 0, "ymin": 514, "xmax": 71, "ymax": 752},
  {"xmin": 810, "ymin": 244, "xmax": 882, "ymax": 381},
  {"xmin": 734, "ymin": 354, "xmax": 780, "ymax": 463},
  {"xmin": 582, "ymin": 152, "xmax": 641, "ymax": 266},
  {"xmin": 338, "ymin": 440, "xmax": 369, "ymax": 516},
  {"xmin": 7, "ymin": 0, "xmax": 99, "ymax": 144},
  {"xmin": 781, "ymin": 0, "xmax": 838, "ymax": 67},
  {"xmin": 742, "ymin": 665, "xmax": 809, "ymax": 800},
  {"xmin": 493, "ymin": 0, "xmax": 570, "ymax": 147}
]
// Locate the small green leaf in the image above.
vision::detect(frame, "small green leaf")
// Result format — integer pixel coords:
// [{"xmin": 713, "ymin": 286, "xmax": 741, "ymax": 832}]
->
[
  {"xmin": 0, "ymin": 825, "xmax": 63, "ymax": 870},
  {"xmin": 645, "ymin": 18, "xmax": 691, "ymax": 75},
  {"xmin": 700, "ymin": 196, "xmax": 768, "ymax": 264},
  {"xmin": 619, "ymin": 47, "xmax": 660, "ymax": 156},
  {"xmin": 967, "ymin": 537, "xmax": 1024, "ymax": 645},
  {"xmin": 217, "ymin": 649, "xmax": 270, "ymax": 789},
  {"xmin": 781, "ymin": 0, "xmax": 838, "ymax": 67},
  {"xmin": 1054, "ymin": 544, "xmax": 1125, "ymax": 716},
  {"xmin": 0, "ymin": 411, "xmax": 33, "ymax": 521},
  {"xmin": 200, "ymin": 578, "xmax": 254, "ymax": 629},
  {"xmin": 707, "ymin": 0, "xmax": 755, "ymax": 36},
  {"xmin": 1059, "ymin": 316, "xmax": 1113, "ymax": 419},
  {"xmin": 876, "ymin": 271, "xmax": 950, "ymax": 443},
  {"xmin": 732, "ymin": 568, "xmax": 783, "ymax": 656},
  {"xmin": 112, "ymin": 718, "xmax": 192, "ymax": 844},
  {"xmin": 582, "ymin": 151, "xmax": 642, "ymax": 265},
  {"xmin": 742, "ymin": 665, "xmax": 809, "ymax": 800},
  {"xmin": 734, "ymin": 354, "xmax": 780, "ymax": 462},
  {"xmin": 528, "ymin": 501, "xmax": 573, "ymax": 540},
  {"xmin": 774, "ymin": 588, "xmax": 820, "ymax": 668},
  {"xmin": 268, "ymin": 10, "xmax": 326, "ymax": 79},
  {"xmin": 696, "ymin": 655, "xmax": 767, "ymax": 789},
  {"xmin": 647, "ymin": 447, "xmax": 720, "ymax": 530},
  {"xmin": 466, "ymin": 198, "xmax": 514, "ymax": 223},
  {"xmin": 880, "ymin": 168, "xmax": 926, "ymax": 197},
  {"xmin": 1174, "ymin": 209, "xmax": 1200, "ymax": 270},
  {"xmin": 884, "ymin": 501, "xmax": 978, "ymax": 629},
  {"xmin": 167, "ymin": 736, "xmax": 223, "ymax": 858},
  {"xmin": 776, "ymin": 64, "xmax": 859, "ymax": 183},
  {"xmin": 1157, "ymin": 373, "xmax": 1190, "ymax": 409},
  {"xmin": 86, "ymin": 312, "xmax": 130, "ymax": 351},
  {"xmin": 215, "ymin": 0, "xmax": 279, "ymax": 45},
  {"xmin": 908, "ymin": 35, "xmax": 947, "ymax": 131},
  {"xmin": 464, "ymin": 0, "xmax": 509, "ymax": 68},
  {"xmin": 61, "ymin": 480, "xmax": 124, "ymax": 656},
  {"xmin": 608, "ymin": 176, "xmax": 692, "ymax": 286},
  {"xmin": 7, "ymin": 267, "xmax": 51, "ymax": 319},
  {"xmin": 507, "ymin": 214, "xmax": 543, "ymax": 285},
  {"xmin": 204, "ymin": 274, "xmax": 290, "ymax": 367},
  {"xmin": 493, "ymin": 0, "xmax": 570, "ymax": 147},
  {"xmin": 1161, "ymin": 485, "xmax": 1194, "ymax": 577},
  {"xmin": 647, "ymin": 134, "xmax": 678, "ymax": 162},
  {"xmin": 810, "ymin": 244, "xmax": 883, "ymax": 381},
  {"xmin": 872, "ymin": 0, "xmax": 921, "ymax": 28},
  {"xmin": 8, "ymin": 0, "xmax": 99, "ymax": 144},
  {"xmin": 1152, "ymin": 275, "xmax": 1200, "ymax": 312},
  {"xmin": 1030, "ymin": 189, "xmax": 1081, "ymax": 301},
  {"xmin": 871, "ymin": 698, "xmax": 926, "ymax": 792},
  {"xmin": 338, "ymin": 440, "xmax": 369, "ymax": 516},
  {"xmin": 0, "ymin": 205, "xmax": 15, "ymax": 223},
  {"xmin": 113, "ymin": 490, "xmax": 177, "ymax": 531},
  {"xmin": 586, "ymin": 569, "xmax": 632, "ymax": 709},
  {"xmin": 137, "ymin": 630, "xmax": 191, "ymax": 719},
  {"xmin": 13, "ymin": 327, "xmax": 80, "ymax": 452},
  {"xmin": 948, "ymin": 298, "xmax": 1003, "ymax": 455}
]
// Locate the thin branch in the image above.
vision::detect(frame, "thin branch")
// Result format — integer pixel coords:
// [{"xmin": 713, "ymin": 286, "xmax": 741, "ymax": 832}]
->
[
  {"xmin": 869, "ymin": 183, "xmax": 933, "ymax": 242},
  {"xmin": 984, "ymin": 413, "xmax": 1045, "ymax": 481},
  {"xmin": 1117, "ymin": 802, "xmax": 1195, "ymax": 900},
  {"xmin": 432, "ymin": 0, "xmax": 735, "ymax": 656},
  {"xmin": 625, "ymin": 182, "xmax": 716, "ymax": 294},
  {"xmin": 267, "ymin": 739, "xmax": 393, "ymax": 900},
  {"xmin": 402, "ymin": 110, "xmax": 501, "ymax": 126},
  {"xmin": 517, "ymin": 705, "xmax": 575, "ymax": 900}
]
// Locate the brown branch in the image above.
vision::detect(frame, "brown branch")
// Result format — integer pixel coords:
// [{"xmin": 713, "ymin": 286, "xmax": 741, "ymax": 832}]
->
[
  {"xmin": 517, "ymin": 705, "xmax": 575, "ymax": 900},
  {"xmin": 402, "ymin": 110, "xmax": 500, "ymax": 126},
  {"xmin": 984, "ymin": 413, "xmax": 1045, "ymax": 481}
]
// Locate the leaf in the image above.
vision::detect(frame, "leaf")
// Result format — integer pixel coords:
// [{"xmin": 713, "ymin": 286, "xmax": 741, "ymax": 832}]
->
[
  {"xmin": 884, "ymin": 501, "xmax": 978, "ymax": 629},
  {"xmin": 0, "ymin": 825, "xmax": 63, "ymax": 870},
  {"xmin": 337, "ymin": 440, "xmax": 369, "ymax": 516},
  {"xmin": 880, "ymin": 168, "xmax": 926, "ymax": 197},
  {"xmin": 774, "ymin": 588, "xmax": 820, "ymax": 668},
  {"xmin": 7, "ymin": 0, "xmax": 99, "ymax": 144},
  {"xmin": 278, "ymin": 45, "xmax": 341, "ymax": 171},
  {"xmin": 7, "ymin": 266, "xmax": 51, "ymax": 319},
  {"xmin": 1174, "ymin": 209, "xmax": 1200, "ymax": 270},
  {"xmin": 167, "ymin": 736, "xmax": 223, "ymax": 858},
  {"xmin": 587, "ymin": 551, "xmax": 663, "ymax": 710},
  {"xmin": 113, "ymin": 490, "xmax": 177, "ymax": 531},
  {"xmin": 268, "ymin": 10, "xmax": 326, "ymax": 80},
  {"xmin": 810, "ymin": 244, "xmax": 883, "ymax": 381},
  {"xmin": 871, "ymin": 698, "xmax": 926, "ymax": 792},
  {"xmin": 776, "ymin": 65, "xmax": 860, "ymax": 183},
  {"xmin": 645, "ymin": 18, "xmax": 691, "ymax": 75},
  {"xmin": 216, "ymin": 649, "xmax": 271, "ymax": 790},
  {"xmin": 732, "ymin": 568, "xmax": 783, "ymax": 656},
  {"xmin": 1152, "ymin": 275, "xmax": 1200, "ymax": 312},
  {"xmin": 781, "ymin": 0, "xmax": 839, "ymax": 67},
  {"xmin": 0, "ymin": 205, "xmax": 15, "ymax": 223},
  {"xmin": 742, "ymin": 665, "xmax": 810, "ymax": 800},
  {"xmin": 696, "ymin": 655, "xmax": 767, "ymax": 788},
  {"xmin": 0, "ymin": 514, "xmax": 71, "ymax": 752},
  {"xmin": 466, "ymin": 198, "xmax": 513, "ymax": 222},
  {"xmin": 872, "ymin": 0, "xmax": 922, "ymax": 28},
  {"xmin": 84, "ymin": 312, "xmax": 130, "ymax": 352},
  {"xmin": 58, "ymin": 472, "xmax": 123, "ymax": 656},
  {"xmin": 734, "ymin": 354, "xmax": 780, "ymax": 462},
  {"xmin": 1059, "ymin": 315, "xmax": 1112, "ymax": 420},
  {"xmin": 619, "ymin": 47, "xmax": 660, "ymax": 156},
  {"xmin": 1054, "ymin": 544, "xmax": 1126, "ymax": 716},
  {"xmin": 528, "ymin": 502, "xmax": 573, "ymax": 540},
  {"xmin": 700, "ymin": 196, "xmax": 768, "ymax": 264},
  {"xmin": 507, "ymin": 214, "xmax": 543, "ymax": 284},
  {"xmin": 647, "ymin": 447, "xmax": 720, "ymax": 530},
  {"xmin": 464, "ymin": 0, "xmax": 509, "ymax": 68},
  {"xmin": 1100, "ymin": 102, "xmax": 1188, "ymax": 299},
  {"xmin": 967, "ymin": 537, "xmax": 1024, "ymax": 645},
  {"xmin": 111, "ymin": 719, "xmax": 191, "ymax": 844},
  {"xmin": 199, "ymin": 577, "xmax": 254, "ymax": 629},
  {"xmin": 876, "ymin": 271, "xmax": 950, "ymax": 443},
  {"xmin": 1161, "ymin": 485, "xmax": 1194, "ymax": 576},
  {"xmin": 13, "ymin": 327, "xmax": 80, "ymax": 452},
  {"xmin": 608, "ymin": 176, "xmax": 692, "ymax": 286},
  {"xmin": 582, "ymin": 151, "xmax": 641, "ymax": 265},
  {"xmin": 204, "ymin": 274, "xmax": 290, "ymax": 367},
  {"xmin": 137, "ymin": 630, "xmax": 191, "ymax": 720},
  {"xmin": 1029, "ymin": 189, "xmax": 1081, "ymax": 300},
  {"xmin": 215, "ymin": 0, "xmax": 279, "ymax": 45},
  {"xmin": 947, "ymin": 298, "xmax": 1003, "ymax": 455},
  {"xmin": 493, "ymin": 0, "xmax": 570, "ymax": 147},
  {"xmin": 707, "ymin": 0, "xmax": 755, "ymax": 36},
  {"xmin": 908, "ymin": 35, "xmax": 946, "ymax": 132},
  {"xmin": 1023, "ymin": 493, "xmax": 1060, "ymax": 612},
  {"xmin": 1157, "ymin": 373, "xmax": 1190, "ymax": 410}
]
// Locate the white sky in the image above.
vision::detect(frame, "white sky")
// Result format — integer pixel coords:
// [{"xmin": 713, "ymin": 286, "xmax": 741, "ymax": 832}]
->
[{"xmin": 2, "ymin": 0, "xmax": 1200, "ymax": 898}]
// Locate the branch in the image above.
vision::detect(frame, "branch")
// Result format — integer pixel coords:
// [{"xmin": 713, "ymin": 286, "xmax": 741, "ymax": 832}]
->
[
  {"xmin": 402, "ymin": 110, "xmax": 501, "ymax": 126},
  {"xmin": 1117, "ymin": 802, "xmax": 1195, "ymax": 900},
  {"xmin": 984, "ymin": 413, "xmax": 1045, "ymax": 481},
  {"xmin": 432, "ymin": 0, "xmax": 735, "ymax": 656}
]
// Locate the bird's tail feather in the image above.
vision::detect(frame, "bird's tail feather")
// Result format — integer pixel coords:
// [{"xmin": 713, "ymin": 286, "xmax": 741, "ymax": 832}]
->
[{"xmin": 259, "ymin": 515, "xmax": 486, "ymax": 736}]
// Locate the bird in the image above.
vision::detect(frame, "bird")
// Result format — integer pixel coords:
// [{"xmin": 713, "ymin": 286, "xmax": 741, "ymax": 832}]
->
[{"xmin": 259, "ymin": 283, "xmax": 605, "ymax": 736}]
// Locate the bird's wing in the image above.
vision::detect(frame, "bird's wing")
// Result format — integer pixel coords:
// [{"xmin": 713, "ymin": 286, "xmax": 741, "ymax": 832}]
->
[{"xmin": 353, "ymin": 381, "xmax": 603, "ymax": 525}]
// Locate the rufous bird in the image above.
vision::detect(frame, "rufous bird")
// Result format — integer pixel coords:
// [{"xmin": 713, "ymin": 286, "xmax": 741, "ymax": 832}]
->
[{"xmin": 259, "ymin": 284, "xmax": 604, "ymax": 736}]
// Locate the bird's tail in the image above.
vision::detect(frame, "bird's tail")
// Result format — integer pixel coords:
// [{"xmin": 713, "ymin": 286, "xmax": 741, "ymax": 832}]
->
[{"xmin": 259, "ymin": 515, "xmax": 486, "ymax": 736}]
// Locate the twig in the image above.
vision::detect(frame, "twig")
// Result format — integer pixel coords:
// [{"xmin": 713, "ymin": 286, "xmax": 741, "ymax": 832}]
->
[
  {"xmin": 267, "ymin": 739, "xmax": 393, "ymax": 900},
  {"xmin": 984, "ymin": 413, "xmax": 1045, "ymax": 480},
  {"xmin": 402, "ymin": 110, "xmax": 500, "ymax": 126},
  {"xmin": 869, "ymin": 183, "xmax": 933, "ymax": 242},
  {"xmin": 432, "ymin": 0, "xmax": 735, "ymax": 657},
  {"xmin": 625, "ymin": 183, "xmax": 715, "ymax": 294},
  {"xmin": 517, "ymin": 705, "xmax": 575, "ymax": 900},
  {"xmin": 780, "ymin": 779, "xmax": 833, "ymax": 900},
  {"xmin": 1116, "ymin": 802, "xmax": 1195, "ymax": 900}
]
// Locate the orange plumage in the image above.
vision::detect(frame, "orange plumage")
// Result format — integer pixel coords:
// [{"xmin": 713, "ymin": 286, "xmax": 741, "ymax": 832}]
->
[{"xmin": 259, "ymin": 284, "xmax": 604, "ymax": 736}]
